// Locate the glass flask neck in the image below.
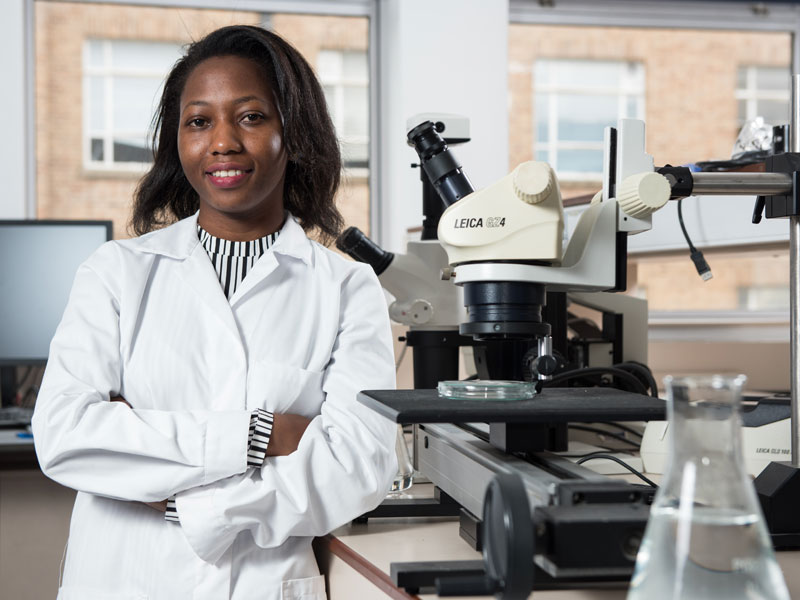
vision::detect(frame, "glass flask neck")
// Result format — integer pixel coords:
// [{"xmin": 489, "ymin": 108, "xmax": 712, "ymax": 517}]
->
[{"xmin": 661, "ymin": 375, "xmax": 751, "ymax": 509}]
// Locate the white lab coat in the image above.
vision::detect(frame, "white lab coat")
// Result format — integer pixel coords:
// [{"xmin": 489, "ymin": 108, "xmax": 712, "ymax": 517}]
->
[{"xmin": 32, "ymin": 212, "xmax": 398, "ymax": 600}]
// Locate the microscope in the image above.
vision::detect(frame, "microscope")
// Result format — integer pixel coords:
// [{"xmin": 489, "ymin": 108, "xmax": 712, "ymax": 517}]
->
[{"xmin": 415, "ymin": 117, "xmax": 667, "ymax": 389}]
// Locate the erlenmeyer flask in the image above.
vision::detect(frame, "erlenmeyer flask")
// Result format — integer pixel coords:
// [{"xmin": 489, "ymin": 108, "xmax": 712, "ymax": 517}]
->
[
  {"xmin": 627, "ymin": 374, "xmax": 790, "ymax": 600},
  {"xmin": 390, "ymin": 424, "xmax": 413, "ymax": 493}
]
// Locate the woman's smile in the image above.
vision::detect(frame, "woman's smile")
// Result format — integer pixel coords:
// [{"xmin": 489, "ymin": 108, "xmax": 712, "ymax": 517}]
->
[{"xmin": 205, "ymin": 162, "xmax": 254, "ymax": 188}]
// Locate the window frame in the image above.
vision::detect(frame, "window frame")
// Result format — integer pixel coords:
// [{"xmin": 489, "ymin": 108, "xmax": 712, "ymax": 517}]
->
[
  {"xmin": 735, "ymin": 64, "xmax": 791, "ymax": 126},
  {"xmin": 534, "ymin": 58, "xmax": 645, "ymax": 181},
  {"xmin": 82, "ymin": 38, "xmax": 181, "ymax": 173},
  {"xmin": 317, "ymin": 48, "xmax": 370, "ymax": 176}
]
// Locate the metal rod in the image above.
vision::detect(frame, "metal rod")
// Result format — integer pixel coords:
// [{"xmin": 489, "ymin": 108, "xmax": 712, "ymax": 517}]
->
[
  {"xmin": 791, "ymin": 217, "xmax": 800, "ymax": 467},
  {"xmin": 688, "ymin": 172, "xmax": 793, "ymax": 196},
  {"xmin": 790, "ymin": 74, "xmax": 800, "ymax": 466}
]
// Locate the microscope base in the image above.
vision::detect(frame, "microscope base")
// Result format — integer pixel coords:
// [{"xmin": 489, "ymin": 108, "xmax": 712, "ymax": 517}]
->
[{"xmin": 755, "ymin": 461, "xmax": 800, "ymax": 549}]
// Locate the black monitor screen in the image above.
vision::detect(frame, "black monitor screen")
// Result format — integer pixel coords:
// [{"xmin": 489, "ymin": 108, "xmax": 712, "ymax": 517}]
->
[{"xmin": 0, "ymin": 221, "xmax": 112, "ymax": 364}]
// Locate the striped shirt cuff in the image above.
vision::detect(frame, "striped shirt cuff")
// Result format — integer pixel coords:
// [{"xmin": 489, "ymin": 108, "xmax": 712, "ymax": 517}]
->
[
  {"xmin": 165, "ymin": 496, "xmax": 179, "ymax": 522},
  {"xmin": 247, "ymin": 408, "xmax": 274, "ymax": 468}
]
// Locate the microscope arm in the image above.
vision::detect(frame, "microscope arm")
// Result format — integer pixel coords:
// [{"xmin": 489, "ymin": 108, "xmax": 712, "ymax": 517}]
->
[{"xmin": 337, "ymin": 227, "xmax": 465, "ymax": 328}]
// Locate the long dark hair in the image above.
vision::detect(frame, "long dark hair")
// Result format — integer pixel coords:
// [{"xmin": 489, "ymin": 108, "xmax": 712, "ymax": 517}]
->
[{"xmin": 130, "ymin": 25, "xmax": 343, "ymax": 244}]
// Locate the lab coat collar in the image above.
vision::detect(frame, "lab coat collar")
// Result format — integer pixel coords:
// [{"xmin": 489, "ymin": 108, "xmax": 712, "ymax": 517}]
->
[
  {"xmin": 130, "ymin": 211, "xmax": 313, "ymax": 265},
  {"xmin": 271, "ymin": 214, "xmax": 313, "ymax": 266}
]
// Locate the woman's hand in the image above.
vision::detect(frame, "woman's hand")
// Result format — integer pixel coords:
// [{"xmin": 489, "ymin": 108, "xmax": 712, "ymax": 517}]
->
[
  {"xmin": 267, "ymin": 413, "xmax": 312, "ymax": 457},
  {"xmin": 110, "ymin": 395, "xmax": 131, "ymax": 407},
  {"xmin": 142, "ymin": 500, "xmax": 168, "ymax": 512}
]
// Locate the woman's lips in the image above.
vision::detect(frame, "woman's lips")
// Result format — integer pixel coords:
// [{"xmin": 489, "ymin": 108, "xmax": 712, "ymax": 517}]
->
[{"xmin": 206, "ymin": 169, "xmax": 252, "ymax": 188}]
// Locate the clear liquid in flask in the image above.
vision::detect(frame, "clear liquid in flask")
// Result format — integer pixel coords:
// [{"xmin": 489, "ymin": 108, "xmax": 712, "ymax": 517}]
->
[{"xmin": 628, "ymin": 505, "xmax": 789, "ymax": 600}]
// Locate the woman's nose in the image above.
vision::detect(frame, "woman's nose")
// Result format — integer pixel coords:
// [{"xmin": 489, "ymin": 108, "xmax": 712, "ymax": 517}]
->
[{"xmin": 211, "ymin": 121, "xmax": 242, "ymax": 154}]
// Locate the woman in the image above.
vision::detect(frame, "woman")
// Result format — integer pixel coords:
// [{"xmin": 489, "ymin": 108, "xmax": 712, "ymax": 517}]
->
[{"xmin": 32, "ymin": 25, "xmax": 397, "ymax": 600}]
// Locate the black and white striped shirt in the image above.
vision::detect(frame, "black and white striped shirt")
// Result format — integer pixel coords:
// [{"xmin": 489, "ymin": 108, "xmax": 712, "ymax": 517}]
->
[
  {"xmin": 164, "ymin": 225, "xmax": 280, "ymax": 524},
  {"xmin": 197, "ymin": 225, "xmax": 279, "ymax": 300}
]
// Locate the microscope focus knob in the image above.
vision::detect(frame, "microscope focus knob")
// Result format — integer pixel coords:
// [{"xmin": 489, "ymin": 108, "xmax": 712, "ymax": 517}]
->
[
  {"xmin": 513, "ymin": 161, "xmax": 553, "ymax": 205},
  {"xmin": 618, "ymin": 172, "xmax": 671, "ymax": 218}
]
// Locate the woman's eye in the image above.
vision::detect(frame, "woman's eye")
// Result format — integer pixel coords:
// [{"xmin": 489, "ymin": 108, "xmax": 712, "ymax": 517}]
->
[
  {"xmin": 187, "ymin": 118, "xmax": 207, "ymax": 127},
  {"xmin": 242, "ymin": 113, "xmax": 264, "ymax": 123}
]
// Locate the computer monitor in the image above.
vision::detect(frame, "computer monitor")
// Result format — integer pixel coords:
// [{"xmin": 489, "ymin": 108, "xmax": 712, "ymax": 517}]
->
[{"xmin": 0, "ymin": 220, "xmax": 112, "ymax": 404}]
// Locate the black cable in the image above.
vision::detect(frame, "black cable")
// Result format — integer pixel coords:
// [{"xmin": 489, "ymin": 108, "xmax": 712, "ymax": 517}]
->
[
  {"xmin": 614, "ymin": 361, "xmax": 659, "ymax": 398},
  {"xmin": 678, "ymin": 198, "xmax": 713, "ymax": 281},
  {"xmin": 568, "ymin": 424, "xmax": 641, "ymax": 448},
  {"xmin": 560, "ymin": 449, "xmax": 636, "ymax": 459},
  {"xmin": 606, "ymin": 422, "xmax": 644, "ymax": 439},
  {"xmin": 677, "ymin": 197, "xmax": 696, "ymax": 253},
  {"xmin": 576, "ymin": 454, "xmax": 658, "ymax": 488},
  {"xmin": 543, "ymin": 366, "xmax": 649, "ymax": 396}
]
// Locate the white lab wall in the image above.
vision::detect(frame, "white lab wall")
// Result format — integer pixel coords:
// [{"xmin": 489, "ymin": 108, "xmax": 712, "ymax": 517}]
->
[
  {"xmin": 563, "ymin": 195, "xmax": 790, "ymax": 255},
  {"xmin": 630, "ymin": 195, "xmax": 789, "ymax": 253},
  {"xmin": 377, "ymin": 0, "xmax": 509, "ymax": 253},
  {"xmin": 1, "ymin": 0, "xmax": 27, "ymax": 219}
]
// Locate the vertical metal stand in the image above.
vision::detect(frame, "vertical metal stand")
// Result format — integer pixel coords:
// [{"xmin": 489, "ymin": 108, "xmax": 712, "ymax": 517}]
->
[
  {"xmin": 754, "ymin": 75, "xmax": 800, "ymax": 547},
  {"xmin": 791, "ymin": 75, "xmax": 800, "ymax": 467},
  {"xmin": 792, "ymin": 216, "xmax": 800, "ymax": 467}
]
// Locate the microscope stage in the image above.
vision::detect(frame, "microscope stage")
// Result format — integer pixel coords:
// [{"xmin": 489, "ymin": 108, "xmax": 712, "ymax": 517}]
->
[{"xmin": 357, "ymin": 387, "xmax": 665, "ymax": 424}]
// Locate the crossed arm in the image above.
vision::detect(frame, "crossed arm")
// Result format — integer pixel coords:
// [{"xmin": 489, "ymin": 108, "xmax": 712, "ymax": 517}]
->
[{"xmin": 108, "ymin": 396, "xmax": 312, "ymax": 512}]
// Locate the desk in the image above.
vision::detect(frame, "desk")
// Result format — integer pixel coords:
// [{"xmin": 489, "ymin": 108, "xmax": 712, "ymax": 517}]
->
[
  {"xmin": 0, "ymin": 428, "xmax": 38, "ymax": 469},
  {"xmin": 319, "ymin": 484, "xmax": 800, "ymax": 600}
]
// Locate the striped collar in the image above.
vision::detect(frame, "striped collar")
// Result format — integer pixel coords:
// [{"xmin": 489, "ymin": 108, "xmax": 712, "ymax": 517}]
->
[
  {"xmin": 129, "ymin": 211, "xmax": 314, "ymax": 265},
  {"xmin": 197, "ymin": 225, "xmax": 279, "ymax": 258}
]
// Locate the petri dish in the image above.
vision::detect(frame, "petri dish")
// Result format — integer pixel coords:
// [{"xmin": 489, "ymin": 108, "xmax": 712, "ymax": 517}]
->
[{"xmin": 437, "ymin": 380, "xmax": 536, "ymax": 401}]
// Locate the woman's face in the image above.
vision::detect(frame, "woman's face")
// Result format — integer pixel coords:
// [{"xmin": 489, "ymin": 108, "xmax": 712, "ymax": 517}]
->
[{"xmin": 178, "ymin": 55, "xmax": 288, "ymax": 237}]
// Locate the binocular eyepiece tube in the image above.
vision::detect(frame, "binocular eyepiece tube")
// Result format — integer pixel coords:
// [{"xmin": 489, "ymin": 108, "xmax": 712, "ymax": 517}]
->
[{"xmin": 407, "ymin": 121, "xmax": 475, "ymax": 208}]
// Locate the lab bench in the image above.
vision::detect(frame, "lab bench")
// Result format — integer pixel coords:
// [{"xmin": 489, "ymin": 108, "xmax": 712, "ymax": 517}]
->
[{"xmin": 316, "ymin": 483, "xmax": 800, "ymax": 600}]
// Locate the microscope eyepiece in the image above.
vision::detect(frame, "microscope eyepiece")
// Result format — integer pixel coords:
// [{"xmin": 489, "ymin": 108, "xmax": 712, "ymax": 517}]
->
[
  {"xmin": 407, "ymin": 120, "xmax": 474, "ymax": 208},
  {"xmin": 407, "ymin": 121, "xmax": 447, "ymax": 161},
  {"xmin": 335, "ymin": 227, "xmax": 394, "ymax": 276}
]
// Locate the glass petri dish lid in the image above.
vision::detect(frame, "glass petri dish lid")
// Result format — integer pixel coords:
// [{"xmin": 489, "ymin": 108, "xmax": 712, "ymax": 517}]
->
[{"xmin": 437, "ymin": 380, "xmax": 536, "ymax": 401}]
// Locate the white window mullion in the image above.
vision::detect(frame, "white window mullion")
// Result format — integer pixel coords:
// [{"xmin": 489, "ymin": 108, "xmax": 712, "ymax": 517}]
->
[
  {"xmin": 317, "ymin": 49, "xmax": 369, "ymax": 169},
  {"xmin": 103, "ymin": 40, "xmax": 113, "ymax": 166},
  {"xmin": 83, "ymin": 38, "xmax": 181, "ymax": 170},
  {"xmin": 548, "ymin": 91, "xmax": 558, "ymax": 168},
  {"xmin": 533, "ymin": 58, "xmax": 644, "ymax": 178},
  {"xmin": 736, "ymin": 64, "xmax": 791, "ymax": 127}
]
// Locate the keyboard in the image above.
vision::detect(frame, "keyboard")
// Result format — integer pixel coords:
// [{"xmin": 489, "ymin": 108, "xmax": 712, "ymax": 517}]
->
[{"xmin": 0, "ymin": 406, "xmax": 34, "ymax": 427}]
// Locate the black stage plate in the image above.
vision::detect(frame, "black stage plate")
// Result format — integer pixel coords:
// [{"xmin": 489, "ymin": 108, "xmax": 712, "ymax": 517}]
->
[{"xmin": 357, "ymin": 387, "xmax": 666, "ymax": 424}]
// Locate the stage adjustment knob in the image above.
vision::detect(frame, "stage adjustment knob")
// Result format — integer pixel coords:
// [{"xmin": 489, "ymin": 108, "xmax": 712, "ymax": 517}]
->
[
  {"xmin": 618, "ymin": 172, "xmax": 671, "ymax": 218},
  {"xmin": 513, "ymin": 161, "xmax": 553, "ymax": 205}
]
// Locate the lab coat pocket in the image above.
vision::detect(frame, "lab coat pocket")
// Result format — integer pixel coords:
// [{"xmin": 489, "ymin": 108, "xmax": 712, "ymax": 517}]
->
[
  {"xmin": 248, "ymin": 361, "xmax": 324, "ymax": 416},
  {"xmin": 57, "ymin": 588, "xmax": 147, "ymax": 600},
  {"xmin": 280, "ymin": 574, "xmax": 326, "ymax": 600}
]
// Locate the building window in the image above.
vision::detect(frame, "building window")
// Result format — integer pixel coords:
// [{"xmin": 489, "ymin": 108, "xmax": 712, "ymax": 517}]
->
[
  {"xmin": 83, "ymin": 39, "xmax": 181, "ymax": 170},
  {"xmin": 736, "ymin": 65, "xmax": 790, "ymax": 127},
  {"xmin": 533, "ymin": 59, "xmax": 644, "ymax": 180},
  {"xmin": 317, "ymin": 49, "xmax": 369, "ymax": 170}
]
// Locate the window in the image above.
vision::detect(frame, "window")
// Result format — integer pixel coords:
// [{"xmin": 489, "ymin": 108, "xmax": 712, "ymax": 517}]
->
[
  {"xmin": 83, "ymin": 39, "xmax": 181, "ymax": 170},
  {"xmin": 534, "ymin": 59, "xmax": 644, "ymax": 180},
  {"xmin": 317, "ymin": 49, "xmax": 369, "ymax": 170},
  {"xmin": 736, "ymin": 65, "xmax": 790, "ymax": 128}
]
